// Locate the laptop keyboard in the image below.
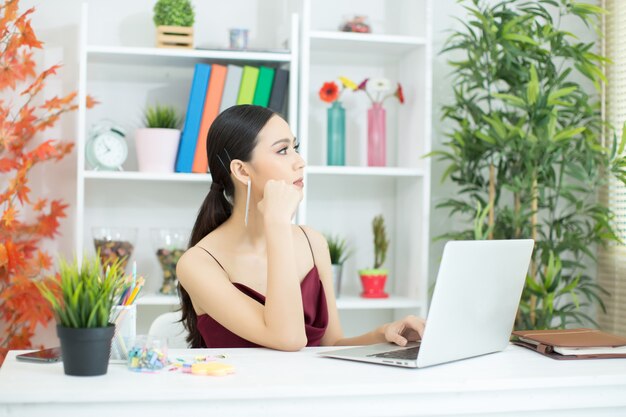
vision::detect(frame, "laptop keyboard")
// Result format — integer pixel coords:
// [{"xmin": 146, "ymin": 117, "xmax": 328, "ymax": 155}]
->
[{"xmin": 367, "ymin": 345, "xmax": 421, "ymax": 360}]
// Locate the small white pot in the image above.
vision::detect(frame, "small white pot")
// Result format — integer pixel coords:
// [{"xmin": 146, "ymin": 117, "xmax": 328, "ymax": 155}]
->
[{"xmin": 135, "ymin": 128, "xmax": 181, "ymax": 173}]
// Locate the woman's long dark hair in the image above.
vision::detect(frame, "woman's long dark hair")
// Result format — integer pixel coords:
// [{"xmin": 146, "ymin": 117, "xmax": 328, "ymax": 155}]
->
[{"xmin": 179, "ymin": 105, "xmax": 276, "ymax": 348}]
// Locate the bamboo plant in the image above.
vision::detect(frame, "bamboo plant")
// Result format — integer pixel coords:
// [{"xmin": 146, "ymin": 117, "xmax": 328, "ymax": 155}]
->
[{"xmin": 432, "ymin": 0, "xmax": 626, "ymax": 329}]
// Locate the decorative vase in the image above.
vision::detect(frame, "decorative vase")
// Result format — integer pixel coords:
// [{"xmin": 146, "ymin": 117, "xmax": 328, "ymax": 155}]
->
[
  {"xmin": 135, "ymin": 128, "xmax": 181, "ymax": 173},
  {"xmin": 57, "ymin": 324, "xmax": 115, "ymax": 376},
  {"xmin": 327, "ymin": 101, "xmax": 346, "ymax": 166},
  {"xmin": 367, "ymin": 103, "xmax": 386, "ymax": 167},
  {"xmin": 331, "ymin": 263, "xmax": 343, "ymax": 298},
  {"xmin": 358, "ymin": 269, "xmax": 389, "ymax": 298}
]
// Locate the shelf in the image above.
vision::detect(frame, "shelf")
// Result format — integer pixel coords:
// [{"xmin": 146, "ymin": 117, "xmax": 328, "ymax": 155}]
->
[
  {"xmin": 306, "ymin": 166, "xmax": 424, "ymax": 177},
  {"xmin": 136, "ymin": 293, "xmax": 422, "ymax": 310},
  {"xmin": 309, "ymin": 31, "xmax": 425, "ymax": 58},
  {"xmin": 336, "ymin": 296, "xmax": 423, "ymax": 310},
  {"xmin": 86, "ymin": 45, "xmax": 292, "ymax": 66},
  {"xmin": 83, "ymin": 170, "xmax": 212, "ymax": 183},
  {"xmin": 136, "ymin": 294, "xmax": 180, "ymax": 306}
]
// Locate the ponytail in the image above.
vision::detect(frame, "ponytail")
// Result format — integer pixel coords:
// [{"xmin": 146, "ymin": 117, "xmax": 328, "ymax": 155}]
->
[
  {"xmin": 179, "ymin": 185, "xmax": 232, "ymax": 348},
  {"xmin": 177, "ymin": 105, "xmax": 276, "ymax": 348}
]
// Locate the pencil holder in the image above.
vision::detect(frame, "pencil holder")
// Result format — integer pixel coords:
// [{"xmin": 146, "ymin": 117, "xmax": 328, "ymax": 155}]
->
[{"xmin": 110, "ymin": 305, "xmax": 137, "ymax": 362}]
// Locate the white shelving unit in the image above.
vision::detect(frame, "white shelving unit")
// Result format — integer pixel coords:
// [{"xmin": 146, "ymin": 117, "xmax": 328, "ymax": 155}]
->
[
  {"xmin": 75, "ymin": 2, "xmax": 300, "ymax": 333},
  {"xmin": 74, "ymin": 0, "xmax": 432, "ymax": 336},
  {"xmin": 298, "ymin": 0, "xmax": 432, "ymax": 328}
]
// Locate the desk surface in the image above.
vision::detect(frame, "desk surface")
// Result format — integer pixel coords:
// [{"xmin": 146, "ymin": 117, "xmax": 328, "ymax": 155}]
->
[{"xmin": 1, "ymin": 345, "xmax": 626, "ymax": 417}]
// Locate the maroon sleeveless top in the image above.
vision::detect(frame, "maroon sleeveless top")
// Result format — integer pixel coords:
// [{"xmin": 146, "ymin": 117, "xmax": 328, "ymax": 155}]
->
[{"xmin": 195, "ymin": 227, "xmax": 329, "ymax": 348}]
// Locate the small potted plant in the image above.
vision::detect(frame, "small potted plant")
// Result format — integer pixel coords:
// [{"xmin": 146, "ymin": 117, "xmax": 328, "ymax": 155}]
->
[
  {"xmin": 37, "ymin": 256, "xmax": 125, "ymax": 376},
  {"xmin": 358, "ymin": 215, "xmax": 390, "ymax": 298},
  {"xmin": 135, "ymin": 104, "xmax": 182, "ymax": 173},
  {"xmin": 325, "ymin": 234, "xmax": 352, "ymax": 298},
  {"xmin": 153, "ymin": 0, "xmax": 195, "ymax": 49}
]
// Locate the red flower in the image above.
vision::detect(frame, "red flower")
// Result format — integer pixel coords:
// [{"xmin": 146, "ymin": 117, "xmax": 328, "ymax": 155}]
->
[
  {"xmin": 395, "ymin": 83, "xmax": 405, "ymax": 104},
  {"xmin": 357, "ymin": 78, "xmax": 369, "ymax": 90},
  {"xmin": 319, "ymin": 81, "xmax": 339, "ymax": 103}
]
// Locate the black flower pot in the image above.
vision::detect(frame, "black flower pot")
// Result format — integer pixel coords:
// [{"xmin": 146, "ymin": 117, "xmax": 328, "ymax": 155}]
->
[{"xmin": 56, "ymin": 324, "xmax": 115, "ymax": 376}]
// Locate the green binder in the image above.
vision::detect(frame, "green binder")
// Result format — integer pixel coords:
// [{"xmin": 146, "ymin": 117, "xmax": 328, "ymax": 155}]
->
[
  {"xmin": 252, "ymin": 67, "xmax": 276, "ymax": 107},
  {"xmin": 236, "ymin": 66, "xmax": 260, "ymax": 105}
]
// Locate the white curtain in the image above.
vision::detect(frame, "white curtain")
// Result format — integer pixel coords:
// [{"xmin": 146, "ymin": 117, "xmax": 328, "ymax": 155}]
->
[{"xmin": 599, "ymin": 0, "xmax": 626, "ymax": 337}]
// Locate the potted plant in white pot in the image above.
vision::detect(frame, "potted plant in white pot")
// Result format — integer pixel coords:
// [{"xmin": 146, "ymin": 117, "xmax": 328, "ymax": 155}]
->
[
  {"xmin": 358, "ymin": 215, "xmax": 390, "ymax": 298},
  {"xmin": 324, "ymin": 234, "xmax": 352, "ymax": 298},
  {"xmin": 135, "ymin": 104, "xmax": 182, "ymax": 173},
  {"xmin": 37, "ymin": 256, "xmax": 124, "ymax": 376},
  {"xmin": 153, "ymin": 0, "xmax": 195, "ymax": 49}
]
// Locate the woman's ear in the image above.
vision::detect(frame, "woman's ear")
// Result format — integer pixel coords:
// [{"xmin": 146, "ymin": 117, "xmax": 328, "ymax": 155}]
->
[{"xmin": 230, "ymin": 159, "xmax": 250, "ymax": 186}]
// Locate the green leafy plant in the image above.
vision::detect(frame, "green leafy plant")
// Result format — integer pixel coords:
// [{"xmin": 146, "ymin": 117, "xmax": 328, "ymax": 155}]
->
[
  {"xmin": 372, "ymin": 215, "xmax": 389, "ymax": 270},
  {"xmin": 144, "ymin": 104, "xmax": 182, "ymax": 129},
  {"xmin": 153, "ymin": 0, "xmax": 195, "ymax": 27},
  {"xmin": 36, "ymin": 256, "xmax": 125, "ymax": 328},
  {"xmin": 325, "ymin": 234, "xmax": 352, "ymax": 265},
  {"xmin": 432, "ymin": 0, "xmax": 626, "ymax": 329}
]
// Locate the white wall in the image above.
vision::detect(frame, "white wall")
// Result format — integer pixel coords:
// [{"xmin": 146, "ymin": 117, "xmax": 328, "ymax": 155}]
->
[{"xmin": 16, "ymin": 0, "xmax": 598, "ymax": 346}]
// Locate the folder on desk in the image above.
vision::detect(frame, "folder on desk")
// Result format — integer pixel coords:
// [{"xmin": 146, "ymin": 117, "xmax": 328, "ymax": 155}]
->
[{"xmin": 512, "ymin": 328, "xmax": 626, "ymax": 360}]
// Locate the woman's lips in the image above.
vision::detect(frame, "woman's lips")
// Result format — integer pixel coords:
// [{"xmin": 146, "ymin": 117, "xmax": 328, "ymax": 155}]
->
[{"xmin": 293, "ymin": 178, "xmax": 304, "ymax": 188}]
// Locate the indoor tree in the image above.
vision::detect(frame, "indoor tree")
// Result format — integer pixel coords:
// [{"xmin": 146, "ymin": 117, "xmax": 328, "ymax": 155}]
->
[
  {"xmin": 432, "ymin": 0, "xmax": 626, "ymax": 329},
  {"xmin": 0, "ymin": 0, "xmax": 96, "ymax": 365}
]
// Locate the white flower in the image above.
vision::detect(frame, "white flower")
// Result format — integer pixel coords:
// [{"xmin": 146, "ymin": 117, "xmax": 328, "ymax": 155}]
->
[{"xmin": 369, "ymin": 78, "xmax": 391, "ymax": 94}]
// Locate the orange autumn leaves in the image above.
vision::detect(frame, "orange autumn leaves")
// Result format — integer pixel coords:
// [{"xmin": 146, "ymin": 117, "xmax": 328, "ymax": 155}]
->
[{"xmin": 0, "ymin": 0, "xmax": 96, "ymax": 365}]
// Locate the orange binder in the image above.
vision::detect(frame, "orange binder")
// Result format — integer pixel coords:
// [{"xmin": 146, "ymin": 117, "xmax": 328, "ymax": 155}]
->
[
  {"xmin": 512, "ymin": 328, "xmax": 626, "ymax": 360},
  {"xmin": 192, "ymin": 64, "xmax": 227, "ymax": 173}
]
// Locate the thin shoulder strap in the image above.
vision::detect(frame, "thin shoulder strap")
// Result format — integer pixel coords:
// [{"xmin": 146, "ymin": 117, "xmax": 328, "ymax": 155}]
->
[
  {"xmin": 298, "ymin": 225, "xmax": 316, "ymax": 264},
  {"xmin": 195, "ymin": 246, "xmax": 228, "ymax": 275}
]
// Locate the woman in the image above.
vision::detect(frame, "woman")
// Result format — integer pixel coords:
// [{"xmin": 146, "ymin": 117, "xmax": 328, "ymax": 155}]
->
[{"xmin": 177, "ymin": 104, "xmax": 424, "ymax": 351}]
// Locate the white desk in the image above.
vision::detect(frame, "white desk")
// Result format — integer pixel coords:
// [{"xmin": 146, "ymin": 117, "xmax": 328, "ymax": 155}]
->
[{"xmin": 1, "ymin": 345, "xmax": 626, "ymax": 417}]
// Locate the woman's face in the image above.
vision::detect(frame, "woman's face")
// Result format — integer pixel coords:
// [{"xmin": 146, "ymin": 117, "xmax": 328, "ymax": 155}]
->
[{"xmin": 247, "ymin": 115, "xmax": 305, "ymax": 193}]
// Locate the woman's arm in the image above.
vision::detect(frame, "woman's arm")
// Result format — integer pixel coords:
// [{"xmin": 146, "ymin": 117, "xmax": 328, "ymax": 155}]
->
[
  {"xmin": 333, "ymin": 316, "xmax": 424, "ymax": 346},
  {"xmin": 177, "ymin": 180, "xmax": 307, "ymax": 351}
]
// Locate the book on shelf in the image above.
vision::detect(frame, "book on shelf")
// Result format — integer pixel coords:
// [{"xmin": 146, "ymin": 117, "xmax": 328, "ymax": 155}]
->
[
  {"xmin": 512, "ymin": 328, "xmax": 626, "ymax": 360},
  {"xmin": 268, "ymin": 68, "xmax": 289, "ymax": 114},
  {"xmin": 176, "ymin": 63, "xmax": 211, "ymax": 173},
  {"xmin": 236, "ymin": 65, "xmax": 260, "ymax": 105},
  {"xmin": 192, "ymin": 64, "xmax": 227, "ymax": 174},
  {"xmin": 252, "ymin": 66, "xmax": 275, "ymax": 107},
  {"xmin": 219, "ymin": 64, "xmax": 243, "ymax": 113}
]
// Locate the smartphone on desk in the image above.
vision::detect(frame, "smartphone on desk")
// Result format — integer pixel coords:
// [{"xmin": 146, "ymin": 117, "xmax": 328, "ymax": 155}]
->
[{"xmin": 16, "ymin": 347, "xmax": 62, "ymax": 363}]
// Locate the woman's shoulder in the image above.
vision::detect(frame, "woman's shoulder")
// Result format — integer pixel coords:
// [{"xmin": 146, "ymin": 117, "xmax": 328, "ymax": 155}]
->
[
  {"xmin": 177, "ymin": 239, "xmax": 226, "ymax": 280},
  {"xmin": 295, "ymin": 224, "xmax": 329, "ymax": 254}
]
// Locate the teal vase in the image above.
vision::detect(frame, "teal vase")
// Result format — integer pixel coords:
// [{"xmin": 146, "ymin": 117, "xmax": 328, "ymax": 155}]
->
[{"xmin": 327, "ymin": 101, "xmax": 346, "ymax": 166}]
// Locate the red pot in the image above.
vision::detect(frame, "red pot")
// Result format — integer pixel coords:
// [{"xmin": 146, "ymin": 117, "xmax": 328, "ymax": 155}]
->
[{"xmin": 359, "ymin": 270, "xmax": 389, "ymax": 298}]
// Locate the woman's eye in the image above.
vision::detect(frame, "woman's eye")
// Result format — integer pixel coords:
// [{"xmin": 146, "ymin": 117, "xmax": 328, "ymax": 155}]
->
[
  {"xmin": 294, "ymin": 144, "xmax": 300, "ymax": 153},
  {"xmin": 278, "ymin": 147, "xmax": 288, "ymax": 155}
]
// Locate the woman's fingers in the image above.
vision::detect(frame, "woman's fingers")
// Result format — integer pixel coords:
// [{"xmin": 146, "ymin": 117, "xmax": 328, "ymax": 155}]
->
[
  {"xmin": 385, "ymin": 315, "xmax": 426, "ymax": 346},
  {"xmin": 404, "ymin": 315, "xmax": 426, "ymax": 339}
]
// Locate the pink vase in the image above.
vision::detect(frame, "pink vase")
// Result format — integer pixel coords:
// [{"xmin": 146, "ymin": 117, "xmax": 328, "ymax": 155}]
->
[{"xmin": 367, "ymin": 103, "xmax": 386, "ymax": 167}]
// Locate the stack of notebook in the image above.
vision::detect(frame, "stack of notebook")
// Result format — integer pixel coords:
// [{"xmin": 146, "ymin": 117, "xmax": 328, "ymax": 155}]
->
[{"xmin": 512, "ymin": 328, "xmax": 626, "ymax": 360}]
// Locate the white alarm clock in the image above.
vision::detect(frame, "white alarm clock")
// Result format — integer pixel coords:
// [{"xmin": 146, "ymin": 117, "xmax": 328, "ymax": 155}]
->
[{"xmin": 86, "ymin": 121, "xmax": 128, "ymax": 171}]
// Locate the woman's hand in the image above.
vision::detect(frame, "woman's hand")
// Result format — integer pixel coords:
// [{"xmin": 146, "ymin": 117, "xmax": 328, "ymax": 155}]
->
[
  {"xmin": 257, "ymin": 179, "xmax": 302, "ymax": 225},
  {"xmin": 382, "ymin": 315, "xmax": 425, "ymax": 346}
]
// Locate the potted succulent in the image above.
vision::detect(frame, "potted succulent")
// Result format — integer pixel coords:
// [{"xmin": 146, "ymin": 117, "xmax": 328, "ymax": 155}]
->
[
  {"xmin": 37, "ymin": 256, "xmax": 124, "ymax": 376},
  {"xmin": 324, "ymin": 234, "xmax": 352, "ymax": 298},
  {"xmin": 153, "ymin": 0, "xmax": 195, "ymax": 49},
  {"xmin": 358, "ymin": 215, "xmax": 390, "ymax": 298},
  {"xmin": 135, "ymin": 104, "xmax": 182, "ymax": 173}
]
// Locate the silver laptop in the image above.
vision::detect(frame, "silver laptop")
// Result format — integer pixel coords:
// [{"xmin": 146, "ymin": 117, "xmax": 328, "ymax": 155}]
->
[{"xmin": 319, "ymin": 239, "xmax": 534, "ymax": 368}]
